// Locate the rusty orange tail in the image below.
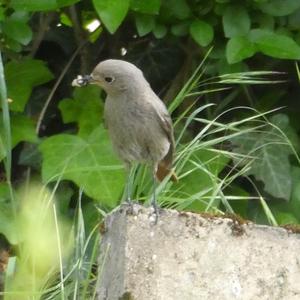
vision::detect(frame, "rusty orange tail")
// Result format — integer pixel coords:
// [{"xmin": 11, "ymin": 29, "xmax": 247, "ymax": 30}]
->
[{"xmin": 156, "ymin": 161, "xmax": 178, "ymax": 182}]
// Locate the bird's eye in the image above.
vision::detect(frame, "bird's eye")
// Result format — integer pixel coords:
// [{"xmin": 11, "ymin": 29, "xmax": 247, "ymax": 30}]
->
[{"xmin": 104, "ymin": 76, "xmax": 114, "ymax": 83}]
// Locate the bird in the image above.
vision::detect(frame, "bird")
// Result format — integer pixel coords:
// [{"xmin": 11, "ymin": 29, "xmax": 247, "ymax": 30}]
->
[{"xmin": 72, "ymin": 59, "xmax": 177, "ymax": 219}]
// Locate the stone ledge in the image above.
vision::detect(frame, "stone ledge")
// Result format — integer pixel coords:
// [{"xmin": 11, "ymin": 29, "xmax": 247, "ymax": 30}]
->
[{"xmin": 97, "ymin": 205, "xmax": 300, "ymax": 300}]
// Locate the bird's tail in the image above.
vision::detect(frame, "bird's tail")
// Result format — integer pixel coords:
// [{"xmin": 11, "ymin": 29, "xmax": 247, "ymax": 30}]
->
[{"xmin": 156, "ymin": 161, "xmax": 178, "ymax": 182}]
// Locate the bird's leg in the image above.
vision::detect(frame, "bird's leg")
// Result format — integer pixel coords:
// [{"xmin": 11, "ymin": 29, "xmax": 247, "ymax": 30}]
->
[
  {"xmin": 123, "ymin": 162, "xmax": 134, "ymax": 204},
  {"xmin": 151, "ymin": 164, "xmax": 159, "ymax": 224}
]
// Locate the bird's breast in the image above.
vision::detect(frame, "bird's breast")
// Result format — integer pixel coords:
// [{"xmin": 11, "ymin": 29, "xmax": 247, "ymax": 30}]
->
[{"xmin": 104, "ymin": 96, "xmax": 169, "ymax": 164}]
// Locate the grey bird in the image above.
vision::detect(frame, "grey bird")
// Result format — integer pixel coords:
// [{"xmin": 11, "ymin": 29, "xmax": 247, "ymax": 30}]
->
[{"xmin": 72, "ymin": 59, "xmax": 177, "ymax": 217}]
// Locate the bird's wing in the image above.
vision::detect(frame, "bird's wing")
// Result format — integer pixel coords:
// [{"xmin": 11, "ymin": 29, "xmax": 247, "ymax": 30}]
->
[{"xmin": 150, "ymin": 97, "xmax": 175, "ymax": 168}]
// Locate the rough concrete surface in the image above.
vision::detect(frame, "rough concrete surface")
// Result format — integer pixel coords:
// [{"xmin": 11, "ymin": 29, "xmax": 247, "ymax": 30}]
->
[{"xmin": 97, "ymin": 205, "xmax": 300, "ymax": 300}]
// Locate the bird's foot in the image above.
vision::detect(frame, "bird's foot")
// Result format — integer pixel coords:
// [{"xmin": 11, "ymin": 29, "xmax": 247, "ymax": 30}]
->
[
  {"xmin": 120, "ymin": 199, "xmax": 140, "ymax": 215},
  {"xmin": 149, "ymin": 201, "xmax": 161, "ymax": 225}
]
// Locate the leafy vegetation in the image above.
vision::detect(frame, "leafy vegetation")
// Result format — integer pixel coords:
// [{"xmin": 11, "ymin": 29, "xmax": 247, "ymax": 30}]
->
[{"xmin": 0, "ymin": 0, "xmax": 300, "ymax": 298}]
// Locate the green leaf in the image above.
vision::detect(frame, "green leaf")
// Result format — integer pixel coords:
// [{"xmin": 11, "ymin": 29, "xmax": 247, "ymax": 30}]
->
[
  {"xmin": 223, "ymin": 5, "xmax": 250, "ymax": 38},
  {"xmin": 135, "ymin": 14, "xmax": 155, "ymax": 36},
  {"xmin": 257, "ymin": 0, "xmax": 300, "ymax": 16},
  {"xmin": 226, "ymin": 36, "xmax": 256, "ymax": 64},
  {"xmin": 0, "ymin": 183, "xmax": 17, "ymax": 244},
  {"xmin": 0, "ymin": 7, "xmax": 5, "ymax": 21},
  {"xmin": 288, "ymin": 8, "xmax": 300, "ymax": 30},
  {"xmin": 171, "ymin": 22, "xmax": 189, "ymax": 37},
  {"xmin": 171, "ymin": 149, "xmax": 229, "ymax": 212},
  {"xmin": 10, "ymin": 115, "xmax": 38, "ymax": 147},
  {"xmin": 19, "ymin": 143, "xmax": 42, "ymax": 170},
  {"xmin": 256, "ymin": 14, "xmax": 275, "ymax": 30},
  {"xmin": 250, "ymin": 29, "xmax": 300, "ymax": 60},
  {"xmin": 0, "ymin": 114, "xmax": 38, "ymax": 161},
  {"xmin": 271, "ymin": 114, "xmax": 300, "ymax": 151},
  {"xmin": 59, "ymin": 85, "xmax": 104, "ymax": 138},
  {"xmin": 93, "ymin": 0, "xmax": 129, "ymax": 33},
  {"xmin": 290, "ymin": 167, "xmax": 300, "ymax": 220},
  {"xmin": 190, "ymin": 19, "xmax": 214, "ymax": 47},
  {"xmin": 152, "ymin": 24, "xmax": 167, "ymax": 38},
  {"xmin": 160, "ymin": 0, "xmax": 191, "ymax": 21},
  {"xmin": 10, "ymin": 0, "xmax": 80, "ymax": 10},
  {"xmin": 56, "ymin": 0, "xmax": 81, "ymax": 7},
  {"xmin": 231, "ymin": 114, "xmax": 295, "ymax": 200},
  {"xmin": 10, "ymin": 0, "xmax": 57, "ymax": 11},
  {"xmin": 5, "ymin": 59, "xmax": 54, "ymax": 112},
  {"xmin": 2, "ymin": 12, "xmax": 32, "ymax": 45},
  {"xmin": 40, "ymin": 126, "xmax": 125, "ymax": 207},
  {"xmin": 130, "ymin": 0, "xmax": 161, "ymax": 14}
]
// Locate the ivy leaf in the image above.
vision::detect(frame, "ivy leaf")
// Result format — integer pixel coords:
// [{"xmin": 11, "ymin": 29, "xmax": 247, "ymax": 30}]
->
[
  {"xmin": 231, "ymin": 114, "xmax": 295, "ymax": 200},
  {"xmin": 226, "ymin": 36, "xmax": 256, "ymax": 64},
  {"xmin": 0, "ymin": 114, "xmax": 38, "ymax": 161},
  {"xmin": 5, "ymin": 59, "xmax": 54, "ymax": 112},
  {"xmin": 257, "ymin": 0, "xmax": 300, "ymax": 17},
  {"xmin": 190, "ymin": 19, "xmax": 214, "ymax": 47},
  {"xmin": 130, "ymin": 0, "xmax": 161, "ymax": 14},
  {"xmin": 223, "ymin": 5, "xmax": 250, "ymax": 38},
  {"xmin": 135, "ymin": 14, "xmax": 155, "ymax": 36},
  {"xmin": 59, "ymin": 85, "xmax": 104, "ymax": 138},
  {"xmin": 250, "ymin": 29, "xmax": 300, "ymax": 60},
  {"xmin": 40, "ymin": 126, "xmax": 125, "ymax": 207},
  {"xmin": 2, "ymin": 12, "xmax": 32, "ymax": 45},
  {"xmin": 93, "ymin": 0, "xmax": 129, "ymax": 33}
]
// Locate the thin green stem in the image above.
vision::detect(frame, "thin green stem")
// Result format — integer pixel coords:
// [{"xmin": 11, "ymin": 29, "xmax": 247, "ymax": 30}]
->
[{"xmin": 0, "ymin": 51, "xmax": 16, "ymax": 216}]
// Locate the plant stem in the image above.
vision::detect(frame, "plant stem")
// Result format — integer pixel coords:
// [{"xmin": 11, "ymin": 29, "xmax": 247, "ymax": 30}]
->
[{"xmin": 0, "ymin": 51, "xmax": 16, "ymax": 216}]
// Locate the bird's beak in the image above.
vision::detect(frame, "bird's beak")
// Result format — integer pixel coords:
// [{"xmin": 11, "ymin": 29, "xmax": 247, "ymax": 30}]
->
[{"xmin": 71, "ymin": 74, "xmax": 95, "ymax": 87}]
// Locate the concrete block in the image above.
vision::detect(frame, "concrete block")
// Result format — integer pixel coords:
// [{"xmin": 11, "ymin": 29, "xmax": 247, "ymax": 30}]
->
[{"xmin": 97, "ymin": 205, "xmax": 300, "ymax": 300}]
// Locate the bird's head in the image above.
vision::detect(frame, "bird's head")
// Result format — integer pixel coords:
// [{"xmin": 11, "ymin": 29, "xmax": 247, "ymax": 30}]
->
[{"xmin": 78, "ymin": 59, "xmax": 146, "ymax": 95}]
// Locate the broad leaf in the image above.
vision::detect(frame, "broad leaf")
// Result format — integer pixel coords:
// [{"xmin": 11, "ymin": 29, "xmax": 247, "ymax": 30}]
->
[
  {"xmin": 130, "ymin": 0, "xmax": 161, "ymax": 14},
  {"xmin": 288, "ymin": 9, "xmax": 300, "ymax": 30},
  {"xmin": 171, "ymin": 22, "xmax": 189, "ymax": 37},
  {"xmin": 59, "ymin": 85, "xmax": 104, "ymax": 138},
  {"xmin": 190, "ymin": 19, "xmax": 214, "ymax": 47},
  {"xmin": 0, "ymin": 114, "xmax": 38, "ymax": 161},
  {"xmin": 152, "ymin": 24, "xmax": 167, "ymax": 38},
  {"xmin": 2, "ymin": 12, "xmax": 32, "ymax": 45},
  {"xmin": 257, "ymin": 0, "xmax": 300, "ymax": 16},
  {"xmin": 56, "ymin": 0, "xmax": 81, "ymax": 7},
  {"xmin": 231, "ymin": 114, "xmax": 295, "ymax": 200},
  {"xmin": 5, "ymin": 59, "xmax": 54, "ymax": 112},
  {"xmin": 40, "ymin": 126, "xmax": 125, "ymax": 207},
  {"xmin": 10, "ymin": 0, "xmax": 57, "ymax": 11},
  {"xmin": 135, "ymin": 14, "xmax": 155, "ymax": 36},
  {"xmin": 226, "ymin": 36, "xmax": 256, "ymax": 64},
  {"xmin": 223, "ymin": 5, "xmax": 250, "ymax": 38},
  {"xmin": 160, "ymin": 0, "xmax": 191, "ymax": 21},
  {"xmin": 250, "ymin": 29, "xmax": 300, "ymax": 60},
  {"xmin": 93, "ymin": 0, "xmax": 129, "ymax": 33},
  {"xmin": 10, "ymin": 0, "xmax": 80, "ymax": 11}
]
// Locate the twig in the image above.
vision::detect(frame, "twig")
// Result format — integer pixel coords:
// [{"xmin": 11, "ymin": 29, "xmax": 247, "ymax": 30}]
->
[
  {"xmin": 35, "ymin": 42, "xmax": 87, "ymax": 135},
  {"xmin": 68, "ymin": 5, "xmax": 90, "ymax": 73}
]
